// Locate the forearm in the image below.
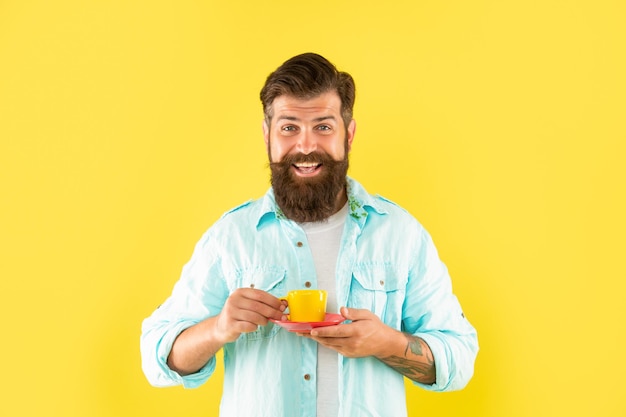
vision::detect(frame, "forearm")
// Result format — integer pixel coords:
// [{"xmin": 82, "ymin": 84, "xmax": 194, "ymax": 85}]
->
[
  {"xmin": 167, "ymin": 316, "xmax": 226, "ymax": 376},
  {"xmin": 376, "ymin": 331, "xmax": 436, "ymax": 384}
]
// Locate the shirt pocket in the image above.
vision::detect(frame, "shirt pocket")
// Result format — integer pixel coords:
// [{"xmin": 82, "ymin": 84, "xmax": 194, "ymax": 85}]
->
[
  {"xmin": 235, "ymin": 265, "xmax": 286, "ymax": 341},
  {"xmin": 348, "ymin": 264, "xmax": 406, "ymax": 327}
]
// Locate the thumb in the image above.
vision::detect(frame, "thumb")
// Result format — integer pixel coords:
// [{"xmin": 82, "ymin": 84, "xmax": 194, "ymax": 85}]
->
[{"xmin": 340, "ymin": 306, "xmax": 369, "ymax": 321}]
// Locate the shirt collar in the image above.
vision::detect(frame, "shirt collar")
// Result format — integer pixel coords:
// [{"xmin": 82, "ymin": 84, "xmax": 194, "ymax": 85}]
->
[{"xmin": 255, "ymin": 177, "xmax": 388, "ymax": 230}]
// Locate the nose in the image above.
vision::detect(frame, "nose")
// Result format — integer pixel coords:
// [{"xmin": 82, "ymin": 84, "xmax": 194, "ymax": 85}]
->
[{"xmin": 296, "ymin": 131, "xmax": 317, "ymax": 155}]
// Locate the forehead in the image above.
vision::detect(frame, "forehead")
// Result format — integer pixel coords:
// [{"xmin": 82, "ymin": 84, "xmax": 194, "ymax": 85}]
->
[{"xmin": 271, "ymin": 91, "xmax": 342, "ymax": 120}]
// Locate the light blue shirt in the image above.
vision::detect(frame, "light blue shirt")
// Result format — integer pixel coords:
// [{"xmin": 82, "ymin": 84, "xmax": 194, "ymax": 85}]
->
[{"xmin": 141, "ymin": 177, "xmax": 478, "ymax": 417}]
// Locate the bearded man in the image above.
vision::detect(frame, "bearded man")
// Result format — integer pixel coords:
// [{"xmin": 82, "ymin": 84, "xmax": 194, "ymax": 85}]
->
[{"xmin": 141, "ymin": 53, "xmax": 478, "ymax": 417}]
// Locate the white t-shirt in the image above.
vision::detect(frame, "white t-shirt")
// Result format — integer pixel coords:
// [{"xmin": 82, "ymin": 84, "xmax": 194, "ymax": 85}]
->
[{"xmin": 299, "ymin": 203, "xmax": 348, "ymax": 417}]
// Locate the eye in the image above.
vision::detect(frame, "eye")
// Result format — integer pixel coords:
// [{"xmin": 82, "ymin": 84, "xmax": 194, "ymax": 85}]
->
[
  {"xmin": 315, "ymin": 124, "xmax": 332, "ymax": 132},
  {"xmin": 280, "ymin": 125, "xmax": 299, "ymax": 134}
]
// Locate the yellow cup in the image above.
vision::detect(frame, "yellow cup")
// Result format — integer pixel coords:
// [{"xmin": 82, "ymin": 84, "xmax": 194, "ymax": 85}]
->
[{"xmin": 280, "ymin": 289, "xmax": 327, "ymax": 322}]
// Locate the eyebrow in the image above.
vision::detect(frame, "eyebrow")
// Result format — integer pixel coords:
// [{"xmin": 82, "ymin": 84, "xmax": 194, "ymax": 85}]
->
[{"xmin": 276, "ymin": 115, "xmax": 337, "ymax": 123}]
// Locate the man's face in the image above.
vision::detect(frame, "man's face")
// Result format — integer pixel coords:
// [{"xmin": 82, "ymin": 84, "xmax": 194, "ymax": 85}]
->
[
  {"xmin": 264, "ymin": 91, "xmax": 355, "ymax": 166},
  {"xmin": 263, "ymin": 91, "xmax": 356, "ymax": 222}
]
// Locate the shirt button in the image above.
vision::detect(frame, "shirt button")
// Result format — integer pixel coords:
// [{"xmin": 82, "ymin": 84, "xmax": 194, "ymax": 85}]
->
[
  {"xmin": 296, "ymin": 241, "xmax": 303, "ymax": 247},
  {"xmin": 379, "ymin": 280, "xmax": 385, "ymax": 286},
  {"xmin": 305, "ymin": 281, "xmax": 312, "ymax": 288},
  {"xmin": 249, "ymin": 283, "xmax": 255, "ymax": 288},
  {"xmin": 304, "ymin": 374, "xmax": 311, "ymax": 381}
]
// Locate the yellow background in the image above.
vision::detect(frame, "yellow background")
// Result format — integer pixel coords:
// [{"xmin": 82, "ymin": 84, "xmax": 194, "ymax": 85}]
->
[{"xmin": 1, "ymin": 1, "xmax": 624, "ymax": 416}]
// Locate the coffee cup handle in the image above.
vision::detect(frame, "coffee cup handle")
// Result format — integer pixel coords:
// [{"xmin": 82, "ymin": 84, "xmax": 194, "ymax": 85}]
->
[{"xmin": 278, "ymin": 297, "xmax": 291, "ymax": 320}]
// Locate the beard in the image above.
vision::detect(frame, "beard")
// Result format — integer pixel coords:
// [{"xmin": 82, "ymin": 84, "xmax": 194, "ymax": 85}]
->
[{"xmin": 269, "ymin": 150, "xmax": 349, "ymax": 223}]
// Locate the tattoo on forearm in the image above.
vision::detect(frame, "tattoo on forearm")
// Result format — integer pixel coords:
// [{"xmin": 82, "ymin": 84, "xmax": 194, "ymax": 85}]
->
[
  {"xmin": 381, "ymin": 334, "xmax": 436, "ymax": 384},
  {"xmin": 405, "ymin": 336, "xmax": 423, "ymax": 357}
]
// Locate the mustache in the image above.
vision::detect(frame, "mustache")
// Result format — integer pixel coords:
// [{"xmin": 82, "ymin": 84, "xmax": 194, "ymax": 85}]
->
[{"xmin": 269, "ymin": 151, "xmax": 338, "ymax": 169}]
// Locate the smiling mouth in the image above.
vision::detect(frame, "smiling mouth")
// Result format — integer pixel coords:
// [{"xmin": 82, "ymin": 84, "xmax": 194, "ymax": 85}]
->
[{"xmin": 293, "ymin": 161, "xmax": 322, "ymax": 175}]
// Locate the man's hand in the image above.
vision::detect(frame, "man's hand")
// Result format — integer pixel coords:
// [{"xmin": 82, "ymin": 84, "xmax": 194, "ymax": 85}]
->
[
  {"xmin": 215, "ymin": 288, "xmax": 286, "ymax": 344},
  {"xmin": 305, "ymin": 306, "xmax": 436, "ymax": 384},
  {"xmin": 168, "ymin": 288, "xmax": 285, "ymax": 375},
  {"xmin": 305, "ymin": 307, "xmax": 396, "ymax": 358}
]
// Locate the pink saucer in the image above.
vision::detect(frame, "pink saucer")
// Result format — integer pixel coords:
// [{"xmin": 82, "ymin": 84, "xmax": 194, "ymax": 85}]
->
[{"xmin": 270, "ymin": 313, "xmax": 345, "ymax": 333}]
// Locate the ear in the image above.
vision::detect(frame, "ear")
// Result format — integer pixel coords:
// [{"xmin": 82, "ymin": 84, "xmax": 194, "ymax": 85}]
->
[
  {"xmin": 346, "ymin": 119, "xmax": 356, "ymax": 151},
  {"xmin": 263, "ymin": 119, "xmax": 270, "ymax": 145}
]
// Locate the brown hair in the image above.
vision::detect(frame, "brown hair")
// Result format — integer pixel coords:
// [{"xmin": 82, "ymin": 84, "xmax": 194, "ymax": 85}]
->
[{"xmin": 260, "ymin": 53, "xmax": 356, "ymax": 128}]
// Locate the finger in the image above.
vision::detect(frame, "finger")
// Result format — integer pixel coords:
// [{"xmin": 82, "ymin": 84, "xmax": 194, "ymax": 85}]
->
[
  {"xmin": 232, "ymin": 320, "xmax": 261, "ymax": 334},
  {"xmin": 310, "ymin": 322, "xmax": 351, "ymax": 338},
  {"xmin": 232, "ymin": 308, "xmax": 274, "ymax": 326},
  {"xmin": 340, "ymin": 306, "xmax": 372, "ymax": 321},
  {"xmin": 232, "ymin": 290, "xmax": 285, "ymax": 320},
  {"xmin": 223, "ymin": 300, "xmax": 275, "ymax": 326},
  {"xmin": 309, "ymin": 332, "xmax": 353, "ymax": 353},
  {"xmin": 240, "ymin": 288, "xmax": 285, "ymax": 310}
]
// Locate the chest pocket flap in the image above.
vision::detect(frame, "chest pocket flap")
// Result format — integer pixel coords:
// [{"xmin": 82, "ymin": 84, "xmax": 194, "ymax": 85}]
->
[
  {"xmin": 235, "ymin": 265, "xmax": 286, "ymax": 296},
  {"xmin": 233, "ymin": 266, "xmax": 286, "ymax": 341},
  {"xmin": 349, "ymin": 263, "xmax": 406, "ymax": 326}
]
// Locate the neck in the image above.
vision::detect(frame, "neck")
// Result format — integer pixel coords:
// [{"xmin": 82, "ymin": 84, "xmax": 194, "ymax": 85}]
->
[{"xmin": 333, "ymin": 187, "xmax": 348, "ymax": 215}]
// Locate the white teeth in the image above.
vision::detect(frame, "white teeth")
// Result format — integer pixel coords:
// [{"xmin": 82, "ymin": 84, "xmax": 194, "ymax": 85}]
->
[{"xmin": 295, "ymin": 162, "xmax": 319, "ymax": 168}]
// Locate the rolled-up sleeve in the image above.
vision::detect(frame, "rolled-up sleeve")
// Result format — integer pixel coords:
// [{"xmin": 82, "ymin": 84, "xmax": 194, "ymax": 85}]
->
[
  {"xmin": 403, "ymin": 228, "xmax": 479, "ymax": 392},
  {"xmin": 140, "ymin": 230, "xmax": 229, "ymax": 388},
  {"xmin": 140, "ymin": 317, "xmax": 216, "ymax": 388}
]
